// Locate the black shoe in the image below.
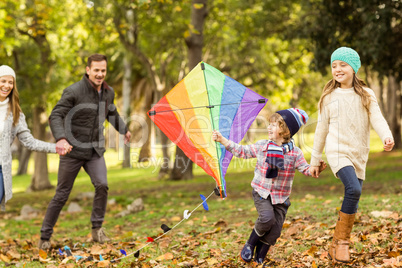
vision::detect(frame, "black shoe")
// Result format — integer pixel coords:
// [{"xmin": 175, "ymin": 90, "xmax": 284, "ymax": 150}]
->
[
  {"xmin": 254, "ymin": 240, "xmax": 270, "ymax": 264},
  {"xmin": 240, "ymin": 229, "xmax": 261, "ymax": 262},
  {"xmin": 240, "ymin": 242, "xmax": 254, "ymax": 262}
]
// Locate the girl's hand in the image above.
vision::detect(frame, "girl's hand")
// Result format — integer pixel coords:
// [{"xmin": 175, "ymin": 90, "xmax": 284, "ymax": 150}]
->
[
  {"xmin": 384, "ymin": 137, "xmax": 395, "ymax": 151},
  {"xmin": 310, "ymin": 166, "xmax": 320, "ymax": 178},
  {"xmin": 310, "ymin": 160, "xmax": 327, "ymax": 178},
  {"xmin": 318, "ymin": 160, "xmax": 327, "ymax": 174}
]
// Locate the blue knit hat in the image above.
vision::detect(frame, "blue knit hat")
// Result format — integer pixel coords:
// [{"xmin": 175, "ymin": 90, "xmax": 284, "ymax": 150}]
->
[
  {"xmin": 331, "ymin": 47, "xmax": 361, "ymax": 73},
  {"xmin": 276, "ymin": 108, "xmax": 309, "ymax": 137}
]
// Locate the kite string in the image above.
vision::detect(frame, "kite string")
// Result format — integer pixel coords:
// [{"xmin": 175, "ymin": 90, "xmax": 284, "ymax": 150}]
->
[{"xmin": 111, "ymin": 190, "xmax": 215, "ymax": 262}]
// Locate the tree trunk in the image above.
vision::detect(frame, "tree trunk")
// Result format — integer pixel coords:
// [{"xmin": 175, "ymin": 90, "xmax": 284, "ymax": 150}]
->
[
  {"xmin": 385, "ymin": 76, "xmax": 402, "ymax": 149},
  {"xmin": 17, "ymin": 145, "xmax": 31, "ymax": 175},
  {"xmin": 28, "ymin": 106, "xmax": 53, "ymax": 191},
  {"xmin": 138, "ymin": 89, "xmax": 153, "ymax": 163},
  {"xmin": 171, "ymin": 0, "xmax": 208, "ymax": 181},
  {"xmin": 378, "ymin": 77, "xmax": 385, "ymax": 113},
  {"xmin": 138, "ymin": 113, "xmax": 152, "ymax": 162},
  {"xmin": 122, "ymin": 56, "xmax": 132, "ymax": 168},
  {"xmin": 158, "ymin": 130, "xmax": 170, "ymax": 176}
]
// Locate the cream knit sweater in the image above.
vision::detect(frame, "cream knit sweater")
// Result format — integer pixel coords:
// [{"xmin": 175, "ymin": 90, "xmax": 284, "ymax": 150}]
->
[{"xmin": 310, "ymin": 87, "xmax": 393, "ymax": 180}]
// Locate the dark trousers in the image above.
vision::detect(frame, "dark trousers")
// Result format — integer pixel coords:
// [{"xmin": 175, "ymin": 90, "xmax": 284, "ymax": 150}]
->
[
  {"xmin": 253, "ymin": 189, "xmax": 290, "ymax": 245},
  {"xmin": 40, "ymin": 153, "xmax": 108, "ymax": 240},
  {"xmin": 337, "ymin": 166, "xmax": 363, "ymax": 214}
]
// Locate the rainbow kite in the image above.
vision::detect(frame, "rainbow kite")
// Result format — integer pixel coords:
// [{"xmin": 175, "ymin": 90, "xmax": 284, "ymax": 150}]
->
[{"xmin": 148, "ymin": 62, "xmax": 267, "ymax": 198}]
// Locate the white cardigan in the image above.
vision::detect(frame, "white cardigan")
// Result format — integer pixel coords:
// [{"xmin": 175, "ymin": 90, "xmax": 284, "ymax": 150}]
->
[
  {"xmin": 1, "ymin": 109, "xmax": 56, "ymax": 210},
  {"xmin": 310, "ymin": 87, "xmax": 393, "ymax": 180}
]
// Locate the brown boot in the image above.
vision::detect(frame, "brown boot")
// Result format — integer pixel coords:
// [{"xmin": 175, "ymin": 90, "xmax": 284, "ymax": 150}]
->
[{"xmin": 329, "ymin": 211, "xmax": 355, "ymax": 263}]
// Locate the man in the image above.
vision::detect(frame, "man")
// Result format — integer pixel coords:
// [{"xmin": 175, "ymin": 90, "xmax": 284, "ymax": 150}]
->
[{"xmin": 39, "ymin": 54, "xmax": 131, "ymax": 250}]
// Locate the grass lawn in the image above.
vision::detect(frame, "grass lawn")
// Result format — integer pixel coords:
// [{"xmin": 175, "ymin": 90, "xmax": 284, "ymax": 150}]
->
[{"xmin": 0, "ymin": 130, "xmax": 401, "ymax": 267}]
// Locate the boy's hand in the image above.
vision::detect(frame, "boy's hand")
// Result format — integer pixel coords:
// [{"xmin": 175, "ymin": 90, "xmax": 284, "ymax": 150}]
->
[
  {"xmin": 212, "ymin": 130, "xmax": 229, "ymax": 147},
  {"xmin": 310, "ymin": 160, "xmax": 327, "ymax": 178},
  {"xmin": 310, "ymin": 166, "xmax": 320, "ymax": 178},
  {"xmin": 212, "ymin": 130, "xmax": 223, "ymax": 142}
]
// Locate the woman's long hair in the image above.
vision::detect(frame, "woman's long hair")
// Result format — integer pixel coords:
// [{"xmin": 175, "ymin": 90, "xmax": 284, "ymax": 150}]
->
[
  {"xmin": 318, "ymin": 74, "xmax": 372, "ymax": 115},
  {"xmin": 8, "ymin": 78, "xmax": 21, "ymax": 126}
]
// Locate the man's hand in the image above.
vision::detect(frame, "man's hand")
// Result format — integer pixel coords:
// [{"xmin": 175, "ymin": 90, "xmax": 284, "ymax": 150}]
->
[
  {"xmin": 384, "ymin": 137, "xmax": 394, "ymax": 151},
  {"xmin": 124, "ymin": 131, "xmax": 131, "ymax": 145},
  {"xmin": 56, "ymin": 139, "xmax": 72, "ymax": 156}
]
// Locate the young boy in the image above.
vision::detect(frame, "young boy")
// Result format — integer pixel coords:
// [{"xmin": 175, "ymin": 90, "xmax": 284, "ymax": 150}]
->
[{"xmin": 212, "ymin": 108, "xmax": 326, "ymax": 264}]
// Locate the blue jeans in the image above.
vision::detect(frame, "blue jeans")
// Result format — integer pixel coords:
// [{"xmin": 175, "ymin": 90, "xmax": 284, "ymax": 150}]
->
[
  {"xmin": 337, "ymin": 166, "xmax": 363, "ymax": 214},
  {"xmin": 0, "ymin": 166, "xmax": 4, "ymax": 203}
]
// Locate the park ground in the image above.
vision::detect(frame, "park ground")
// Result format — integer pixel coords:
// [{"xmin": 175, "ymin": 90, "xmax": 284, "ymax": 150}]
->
[{"xmin": 0, "ymin": 133, "xmax": 401, "ymax": 267}]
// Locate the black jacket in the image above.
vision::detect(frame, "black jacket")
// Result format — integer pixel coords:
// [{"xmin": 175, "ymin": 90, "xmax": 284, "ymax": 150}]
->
[{"xmin": 49, "ymin": 75, "xmax": 128, "ymax": 160}]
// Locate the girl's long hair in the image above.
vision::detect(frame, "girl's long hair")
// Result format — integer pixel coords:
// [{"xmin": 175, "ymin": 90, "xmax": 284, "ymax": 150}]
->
[
  {"xmin": 8, "ymin": 78, "xmax": 21, "ymax": 126},
  {"xmin": 318, "ymin": 74, "xmax": 372, "ymax": 115}
]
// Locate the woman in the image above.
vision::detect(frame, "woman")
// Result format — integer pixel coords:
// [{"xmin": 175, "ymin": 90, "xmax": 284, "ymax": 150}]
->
[{"xmin": 0, "ymin": 65, "xmax": 68, "ymax": 211}]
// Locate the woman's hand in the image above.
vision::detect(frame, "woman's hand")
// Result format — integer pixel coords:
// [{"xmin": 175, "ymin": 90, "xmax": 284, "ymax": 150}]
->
[
  {"xmin": 384, "ymin": 137, "xmax": 394, "ymax": 151},
  {"xmin": 56, "ymin": 139, "xmax": 72, "ymax": 156}
]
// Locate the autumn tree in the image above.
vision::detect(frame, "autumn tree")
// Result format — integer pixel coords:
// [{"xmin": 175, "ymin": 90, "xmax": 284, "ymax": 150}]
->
[
  {"xmin": 112, "ymin": 0, "xmax": 191, "ymax": 177},
  {"xmin": 294, "ymin": 0, "xmax": 402, "ymax": 148},
  {"xmin": 170, "ymin": 0, "xmax": 208, "ymax": 181}
]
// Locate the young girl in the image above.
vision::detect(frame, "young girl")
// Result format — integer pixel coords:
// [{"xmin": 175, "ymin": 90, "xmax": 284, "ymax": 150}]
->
[
  {"xmin": 0, "ymin": 65, "xmax": 68, "ymax": 211},
  {"xmin": 213, "ymin": 108, "xmax": 326, "ymax": 264},
  {"xmin": 309, "ymin": 47, "xmax": 394, "ymax": 264}
]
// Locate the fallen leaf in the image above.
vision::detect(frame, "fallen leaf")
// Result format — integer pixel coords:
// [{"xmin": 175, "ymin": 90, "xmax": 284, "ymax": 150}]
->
[
  {"xmin": 170, "ymin": 216, "xmax": 181, "ymax": 222},
  {"xmin": 383, "ymin": 258, "xmax": 399, "ymax": 265},
  {"xmin": 312, "ymin": 260, "xmax": 318, "ymax": 268},
  {"xmin": 370, "ymin": 210, "xmax": 393, "ymax": 218},
  {"xmin": 206, "ymin": 258, "xmax": 219, "ymax": 266},
  {"xmin": 97, "ymin": 260, "xmax": 110, "ymax": 267},
  {"xmin": 155, "ymin": 252, "xmax": 174, "ymax": 261},
  {"xmin": 7, "ymin": 249, "xmax": 21, "ymax": 260},
  {"xmin": 213, "ymin": 220, "xmax": 228, "ymax": 228},
  {"xmin": 38, "ymin": 249, "xmax": 47, "ymax": 260},
  {"xmin": 90, "ymin": 245, "xmax": 104, "ymax": 255},
  {"xmin": 0, "ymin": 254, "xmax": 10, "ymax": 263},
  {"xmin": 159, "ymin": 238, "xmax": 171, "ymax": 249}
]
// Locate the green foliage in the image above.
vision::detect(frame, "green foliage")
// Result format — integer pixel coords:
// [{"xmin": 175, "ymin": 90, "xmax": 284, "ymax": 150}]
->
[
  {"xmin": 203, "ymin": 0, "xmax": 324, "ymax": 114},
  {"xmin": 294, "ymin": 0, "xmax": 402, "ymax": 81}
]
